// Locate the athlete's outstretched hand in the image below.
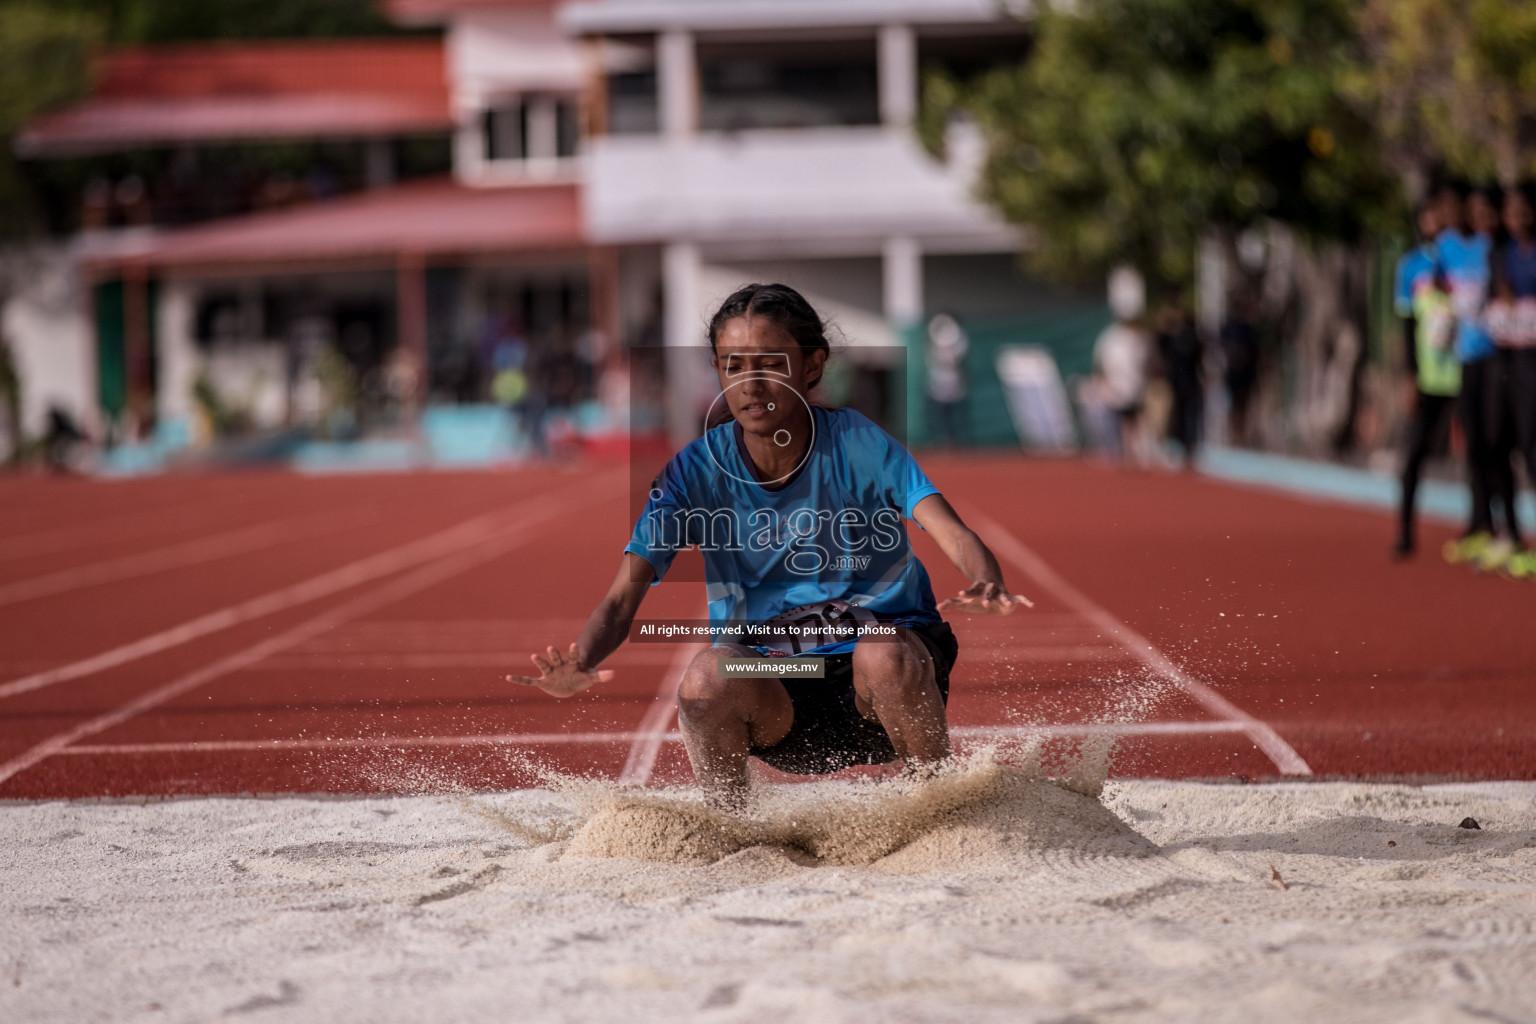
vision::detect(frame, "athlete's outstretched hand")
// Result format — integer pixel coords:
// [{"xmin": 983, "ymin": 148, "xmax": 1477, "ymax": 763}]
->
[
  {"xmin": 939, "ymin": 580, "xmax": 1034, "ymax": 615},
  {"xmin": 505, "ymin": 643, "xmax": 614, "ymax": 698}
]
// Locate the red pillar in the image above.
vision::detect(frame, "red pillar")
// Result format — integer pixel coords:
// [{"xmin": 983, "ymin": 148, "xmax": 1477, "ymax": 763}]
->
[{"xmin": 122, "ymin": 262, "xmax": 152, "ymax": 438}]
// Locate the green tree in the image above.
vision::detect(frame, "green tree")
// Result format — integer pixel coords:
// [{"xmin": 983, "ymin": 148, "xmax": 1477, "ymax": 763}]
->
[
  {"xmin": 1361, "ymin": 0, "xmax": 1536, "ymax": 188},
  {"xmin": 47, "ymin": 0, "xmax": 403, "ymax": 44},
  {"xmin": 113, "ymin": 0, "xmax": 402, "ymax": 42},
  {"xmin": 928, "ymin": 0, "xmax": 1396, "ymax": 296},
  {"xmin": 0, "ymin": 1, "xmax": 101, "ymax": 239},
  {"xmin": 925, "ymin": 0, "xmax": 1401, "ymax": 452}
]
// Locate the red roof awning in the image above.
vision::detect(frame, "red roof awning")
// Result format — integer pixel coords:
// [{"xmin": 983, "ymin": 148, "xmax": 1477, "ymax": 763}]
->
[
  {"xmin": 93, "ymin": 178, "xmax": 584, "ymax": 274},
  {"xmin": 18, "ymin": 40, "xmax": 451, "ymax": 156}
]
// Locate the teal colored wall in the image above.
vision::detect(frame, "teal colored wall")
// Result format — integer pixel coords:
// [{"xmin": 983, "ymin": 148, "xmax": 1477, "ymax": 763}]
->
[{"xmin": 906, "ymin": 304, "xmax": 1113, "ymax": 448}]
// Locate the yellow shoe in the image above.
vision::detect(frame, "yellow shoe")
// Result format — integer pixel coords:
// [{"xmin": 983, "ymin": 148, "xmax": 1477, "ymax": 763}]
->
[
  {"xmin": 1473, "ymin": 537, "xmax": 1516, "ymax": 572},
  {"xmin": 1506, "ymin": 550, "xmax": 1536, "ymax": 580},
  {"xmin": 1444, "ymin": 531, "xmax": 1492, "ymax": 565}
]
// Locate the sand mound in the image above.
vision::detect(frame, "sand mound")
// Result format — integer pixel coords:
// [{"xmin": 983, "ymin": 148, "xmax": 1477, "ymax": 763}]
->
[{"xmin": 560, "ymin": 752, "xmax": 1156, "ymax": 869}]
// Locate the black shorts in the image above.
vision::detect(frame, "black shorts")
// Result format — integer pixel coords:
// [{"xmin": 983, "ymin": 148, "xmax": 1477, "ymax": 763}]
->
[{"xmin": 748, "ymin": 620, "xmax": 959, "ymax": 776}]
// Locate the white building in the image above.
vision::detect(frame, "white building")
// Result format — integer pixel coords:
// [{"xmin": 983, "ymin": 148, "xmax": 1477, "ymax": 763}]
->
[
  {"xmin": 8, "ymin": 0, "xmax": 1109, "ymax": 457},
  {"xmin": 556, "ymin": 0, "xmax": 1050, "ymax": 442}
]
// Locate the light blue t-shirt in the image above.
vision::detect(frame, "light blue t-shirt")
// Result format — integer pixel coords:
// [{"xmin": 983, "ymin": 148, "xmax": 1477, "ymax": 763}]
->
[
  {"xmin": 625, "ymin": 407, "xmax": 943, "ymax": 653},
  {"xmin": 1435, "ymin": 229, "xmax": 1497, "ymax": 363},
  {"xmin": 1394, "ymin": 243, "xmax": 1438, "ymax": 318}
]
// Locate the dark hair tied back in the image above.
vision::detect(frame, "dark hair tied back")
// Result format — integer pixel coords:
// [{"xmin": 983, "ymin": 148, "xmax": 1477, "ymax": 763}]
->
[{"xmin": 708, "ymin": 283, "xmax": 831, "ymax": 387}]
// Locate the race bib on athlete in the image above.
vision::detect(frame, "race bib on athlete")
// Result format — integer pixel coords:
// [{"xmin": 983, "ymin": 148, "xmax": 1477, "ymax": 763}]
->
[{"xmin": 728, "ymin": 598, "xmax": 881, "ymax": 655}]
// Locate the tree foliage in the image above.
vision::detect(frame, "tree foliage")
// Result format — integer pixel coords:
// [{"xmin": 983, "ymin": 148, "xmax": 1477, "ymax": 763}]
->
[
  {"xmin": 53, "ymin": 0, "xmax": 403, "ymax": 44},
  {"xmin": 0, "ymin": 2, "xmax": 101, "ymax": 240},
  {"xmin": 1360, "ymin": 0, "xmax": 1536, "ymax": 187},
  {"xmin": 926, "ymin": 0, "xmax": 1399, "ymax": 295},
  {"xmin": 0, "ymin": 3, "xmax": 100, "ymax": 137}
]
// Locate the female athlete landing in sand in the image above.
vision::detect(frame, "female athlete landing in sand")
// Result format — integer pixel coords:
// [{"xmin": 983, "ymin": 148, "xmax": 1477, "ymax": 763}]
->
[{"xmin": 508, "ymin": 284, "xmax": 1030, "ymax": 809}]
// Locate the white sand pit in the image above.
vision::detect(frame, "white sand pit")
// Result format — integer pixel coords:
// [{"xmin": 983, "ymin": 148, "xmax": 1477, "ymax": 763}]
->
[{"xmin": 3, "ymin": 760, "xmax": 1535, "ymax": 1023}]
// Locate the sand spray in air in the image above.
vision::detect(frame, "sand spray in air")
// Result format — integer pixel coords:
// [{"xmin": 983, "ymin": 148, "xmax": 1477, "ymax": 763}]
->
[
  {"xmin": 344, "ymin": 734, "xmax": 1152, "ymax": 868},
  {"xmin": 560, "ymin": 746, "xmax": 1157, "ymax": 867},
  {"xmin": 336, "ymin": 684, "xmax": 1172, "ymax": 868},
  {"xmin": 338, "ymin": 648, "xmax": 1201, "ymax": 868},
  {"xmin": 352, "ymin": 745, "xmax": 592, "ymax": 844},
  {"xmin": 466, "ymin": 743, "xmax": 1150, "ymax": 868},
  {"xmin": 995, "ymin": 664, "xmax": 1175, "ymax": 800}
]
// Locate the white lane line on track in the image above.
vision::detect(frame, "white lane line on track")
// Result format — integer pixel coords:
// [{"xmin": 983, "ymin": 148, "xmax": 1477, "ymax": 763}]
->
[
  {"xmin": 249, "ymin": 649, "xmax": 686, "ymax": 670},
  {"xmin": 248, "ymin": 645, "xmax": 1114, "ymax": 671},
  {"xmin": 298, "ymin": 619, "xmax": 589, "ymax": 641},
  {"xmin": 964, "ymin": 645, "xmax": 1124, "ymax": 663},
  {"xmin": 618, "ymin": 637, "xmax": 707, "ymax": 786},
  {"xmin": 0, "ymin": 475, "xmax": 615, "ymax": 787},
  {"xmin": 55, "ymin": 720, "xmax": 1249, "ymax": 756},
  {"xmin": 968, "ymin": 512, "xmax": 1312, "ymax": 776},
  {"xmin": 0, "ymin": 508, "xmax": 379, "ymax": 608},
  {"xmin": 0, "ymin": 475, "xmax": 614, "ymax": 703},
  {"xmin": 607, "ymin": 629, "xmax": 1129, "ymax": 790},
  {"xmin": 950, "ymin": 721, "xmax": 1248, "ymax": 738},
  {"xmin": 0, "ymin": 498, "xmax": 257, "ymax": 563}
]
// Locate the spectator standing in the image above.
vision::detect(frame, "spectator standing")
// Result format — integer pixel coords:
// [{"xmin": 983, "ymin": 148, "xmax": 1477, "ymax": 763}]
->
[
  {"xmin": 1092, "ymin": 315, "xmax": 1151, "ymax": 465},
  {"xmin": 1394, "ymin": 198, "xmax": 1459, "ymax": 559},
  {"xmin": 1155, "ymin": 300, "xmax": 1204, "ymax": 468},
  {"xmin": 43, "ymin": 406, "xmax": 88, "ymax": 474},
  {"xmin": 1219, "ymin": 293, "xmax": 1261, "ymax": 448},
  {"xmin": 924, "ymin": 313, "xmax": 970, "ymax": 447},
  {"xmin": 1489, "ymin": 185, "xmax": 1536, "ymax": 578},
  {"xmin": 1439, "ymin": 185, "xmax": 1523, "ymax": 567}
]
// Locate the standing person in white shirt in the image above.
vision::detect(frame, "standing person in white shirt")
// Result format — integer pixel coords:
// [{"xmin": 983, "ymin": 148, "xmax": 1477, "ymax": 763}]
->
[
  {"xmin": 924, "ymin": 313, "xmax": 970, "ymax": 447},
  {"xmin": 1093, "ymin": 317, "xmax": 1152, "ymax": 466}
]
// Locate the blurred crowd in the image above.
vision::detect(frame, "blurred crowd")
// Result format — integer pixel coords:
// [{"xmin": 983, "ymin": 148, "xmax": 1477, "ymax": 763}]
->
[
  {"xmin": 1084, "ymin": 296, "xmax": 1247, "ymax": 471},
  {"xmin": 1074, "ymin": 181, "xmax": 1536, "ymax": 582},
  {"xmin": 1394, "ymin": 182, "xmax": 1536, "ymax": 578},
  {"xmin": 450, "ymin": 309, "xmax": 609, "ymax": 460}
]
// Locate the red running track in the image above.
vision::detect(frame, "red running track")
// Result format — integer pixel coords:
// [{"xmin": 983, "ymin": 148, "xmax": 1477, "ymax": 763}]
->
[{"xmin": 1, "ymin": 456, "xmax": 1532, "ymax": 800}]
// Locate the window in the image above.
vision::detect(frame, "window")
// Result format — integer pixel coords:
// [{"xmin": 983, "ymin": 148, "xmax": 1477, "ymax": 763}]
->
[
  {"xmin": 698, "ymin": 39, "xmax": 879, "ymax": 132},
  {"xmin": 607, "ymin": 69, "xmax": 658, "ymax": 134},
  {"xmin": 482, "ymin": 104, "xmax": 528, "ymax": 162},
  {"xmin": 480, "ymin": 95, "xmax": 580, "ymax": 163},
  {"xmin": 602, "ymin": 36, "xmax": 659, "ymax": 135}
]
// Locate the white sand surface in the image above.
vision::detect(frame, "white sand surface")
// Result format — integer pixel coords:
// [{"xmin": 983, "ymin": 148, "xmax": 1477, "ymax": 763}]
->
[{"xmin": 3, "ymin": 763, "xmax": 1535, "ymax": 1024}]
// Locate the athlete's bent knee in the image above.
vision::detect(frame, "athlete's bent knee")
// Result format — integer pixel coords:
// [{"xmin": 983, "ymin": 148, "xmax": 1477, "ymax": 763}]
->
[
  {"xmin": 677, "ymin": 645, "xmax": 755, "ymax": 713},
  {"xmin": 853, "ymin": 630, "xmax": 933, "ymax": 699}
]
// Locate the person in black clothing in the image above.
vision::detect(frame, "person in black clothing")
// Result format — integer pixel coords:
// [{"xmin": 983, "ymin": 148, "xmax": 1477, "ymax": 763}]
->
[
  {"xmin": 1393, "ymin": 198, "xmax": 1456, "ymax": 558},
  {"xmin": 1466, "ymin": 186, "xmax": 1523, "ymax": 555},
  {"xmin": 1155, "ymin": 300, "xmax": 1203, "ymax": 467},
  {"xmin": 1219, "ymin": 293, "xmax": 1260, "ymax": 448},
  {"xmin": 43, "ymin": 406, "xmax": 86, "ymax": 474},
  {"xmin": 1496, "ymin": 187, "xmax": 1536, "ymax": 493},
  {"xmin": 1488, "ymin": 185, "xmax": 1536, "ymax": 576}
]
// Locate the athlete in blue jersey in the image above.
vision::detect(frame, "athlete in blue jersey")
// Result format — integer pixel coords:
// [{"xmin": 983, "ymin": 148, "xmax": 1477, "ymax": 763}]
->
[
  {"xmin": 507, "ymin": 283, "xmax": 1031, "ymax": 809},
  {"xmin": 1393, "ymin": 204, "xmax": 1440, "ymax": 361},
  {"xmin": 1394, "ymin": 198, "xmax": 1456, "ymax": 559}
]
